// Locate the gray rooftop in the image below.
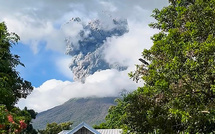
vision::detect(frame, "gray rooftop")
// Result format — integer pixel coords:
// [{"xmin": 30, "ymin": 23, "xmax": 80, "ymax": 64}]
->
[
  {"xmin": 58, "ymin": 130, "xmax": 72, "ymax": 134},
  {"xmin": 58, "ymin": 122, "xmax": 122, "ymax": 134},
  {"xmin": 96, "ymin": 129, "xmax": 122, "ymax": 134}
]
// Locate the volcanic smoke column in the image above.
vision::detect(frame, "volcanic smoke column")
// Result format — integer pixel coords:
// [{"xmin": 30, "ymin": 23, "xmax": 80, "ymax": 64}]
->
[{"xmin": 64, "ymin": 17, "xmax": 129, "ymax": 82}]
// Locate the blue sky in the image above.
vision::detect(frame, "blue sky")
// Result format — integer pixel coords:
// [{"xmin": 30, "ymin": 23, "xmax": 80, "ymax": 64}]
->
[
  {"xmin": 11, "ymin": 42, "xmax": 72, "ymax": 87},
  {"xmin": 0, "ymin": 0, "xmax": 168, "ymax": 112}
]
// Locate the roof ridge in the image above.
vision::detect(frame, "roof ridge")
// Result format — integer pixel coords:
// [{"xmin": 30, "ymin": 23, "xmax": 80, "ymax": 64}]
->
[{"xmin": 68, "ymin": 122, "xmax": 101, "ymax": 134}]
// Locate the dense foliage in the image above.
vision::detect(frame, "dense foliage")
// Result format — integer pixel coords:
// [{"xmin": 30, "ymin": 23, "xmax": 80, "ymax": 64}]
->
[
  {"xmin": 0, "ymin": 105, "xmax": 27, "ymax": 133},
  {"xmin": 0, "ymin": 22, "xmax": 33, "ymax": 109},
  {"xmin": 0, "ymin": 22, "xmax": 36, "ymax": 133},
  {"xmin": 104, "ymin": 0, "xmax": 215, "ymax": 133},
  {"xmin": 0, "ymin": 105, "xmax": 37, "ymax": 134},
  {"xmin": 38, "ymin": 122, "xmax": 72, "ymax": 134}
]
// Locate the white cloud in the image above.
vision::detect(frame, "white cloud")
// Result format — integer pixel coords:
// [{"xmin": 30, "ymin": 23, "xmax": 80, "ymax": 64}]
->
[
  {"xmin": 3, "ymin": 17, "xmax": 66, "ymax": 53},
  {"xmin": 18, "ymin": 68, "xmax": 141, "ymax": 112},
  {"xmin": 0, "ymin": 0, "xmax": 168, "ymax": 53},
  {"xmin": 103, "ymin": 21, "xmax": 160, "ymax": 67}
]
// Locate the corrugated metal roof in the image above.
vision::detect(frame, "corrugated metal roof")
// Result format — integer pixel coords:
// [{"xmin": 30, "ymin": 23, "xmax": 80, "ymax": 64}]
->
[
  {"xmin": 58, "ymin": 122, "xmax": 123, "ymax": 134},
  {"xmin": 58, "ymin": 130, "xmax": 71, "ymax": 134},
  {"xmin": 96, "ymin": 129, "xmax": 122, "ymax": 134}
]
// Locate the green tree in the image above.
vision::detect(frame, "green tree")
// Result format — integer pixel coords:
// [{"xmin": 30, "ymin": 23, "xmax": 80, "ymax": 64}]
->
[
  {"xmin": 0, "ymin": 105, "xmax": 31, "ymax": 133},
  {"xmin": 93, "ymin": 98, "xmax": 127, "ymax": 130},
  {"xmin": 38, "ymin": 122, "xmax": 72, "ymax": 134},
  {"xmin": 0, "ymin": 22, "xmax": 33, "ymax": 109},
  {"xmin": 106, "ymin": 0, "xmax": 215, "ymax": 133},
  {"xmin": 0, "ymin": 22, "xmax": 36, "ymax": 133},
  {"xmin": 20, "ymin": 107, "xmax": 38, "ymax": 134},
  {"xmin": 104, "ymin": 98, "xmax": 126, "ymax": 129}
]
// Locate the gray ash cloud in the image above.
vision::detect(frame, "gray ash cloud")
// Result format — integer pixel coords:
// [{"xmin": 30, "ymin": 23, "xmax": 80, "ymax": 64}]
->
[{"xmin": 65, "ymin": 17, "xmax": 129, "ymax": 82}]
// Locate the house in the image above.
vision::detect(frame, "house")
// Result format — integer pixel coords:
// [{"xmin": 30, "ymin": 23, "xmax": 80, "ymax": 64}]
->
[{"xmin": 58, "ymin": 122, "xmax": 122, "ymax": 134}]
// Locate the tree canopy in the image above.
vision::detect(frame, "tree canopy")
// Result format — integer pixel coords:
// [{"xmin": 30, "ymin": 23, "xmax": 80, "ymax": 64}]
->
[
  {"xmin": 0, "ymin": 22, "xmax": 36, "ymax": 133},
  {"xmin": 0, "ymin": 105, "xmax": 37, "ymax": 134},
  {"xmin": 0, "ymin": 22, "xmax": 33, "ymax": 109},
  {"xmin": 104, "ymin": 0, "xmax": 215, "ymax": 133},
  {"xmin": 38, "ymin": 122, "xmax": 73, "ymax": 134}
]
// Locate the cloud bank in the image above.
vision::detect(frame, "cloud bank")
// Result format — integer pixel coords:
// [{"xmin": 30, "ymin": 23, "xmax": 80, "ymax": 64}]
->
[{"xmin": 18, "ymin": 68, "xmax": 140, "ymax": 112}]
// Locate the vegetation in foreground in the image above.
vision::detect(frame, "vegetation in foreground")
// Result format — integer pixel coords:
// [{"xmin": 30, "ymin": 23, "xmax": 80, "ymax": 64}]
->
[
  {"xmin": 0, "ymin": 22, "xmax": 36, "ymax": 133},
  {"xmin": 98, "ymin": 0, "xmax": 215, "ymax": 133},
  {"xmin": 38, "ymin": 122, "xmax": 72, "ymax": 134}
]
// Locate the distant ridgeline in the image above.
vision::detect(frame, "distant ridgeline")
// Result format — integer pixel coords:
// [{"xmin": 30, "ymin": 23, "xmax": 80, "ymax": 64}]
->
[
  {"xmin": 32, "ymin": 97, "xmax": 117, "ymax": 130},
  {"xmin": 65, "ymin": 17, "xmax": 129, "ymax": 82}
]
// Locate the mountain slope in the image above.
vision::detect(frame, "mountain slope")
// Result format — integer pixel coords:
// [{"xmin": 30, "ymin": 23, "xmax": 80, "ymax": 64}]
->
[{"xmin": 33, "ymin": 97, "xmax": 117, "ymax": 130}]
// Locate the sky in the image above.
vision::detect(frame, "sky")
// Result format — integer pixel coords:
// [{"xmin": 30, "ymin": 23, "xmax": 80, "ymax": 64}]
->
[{"xmin": 0, "ymin": 0, "xmax": 169, "ymax": 112}]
